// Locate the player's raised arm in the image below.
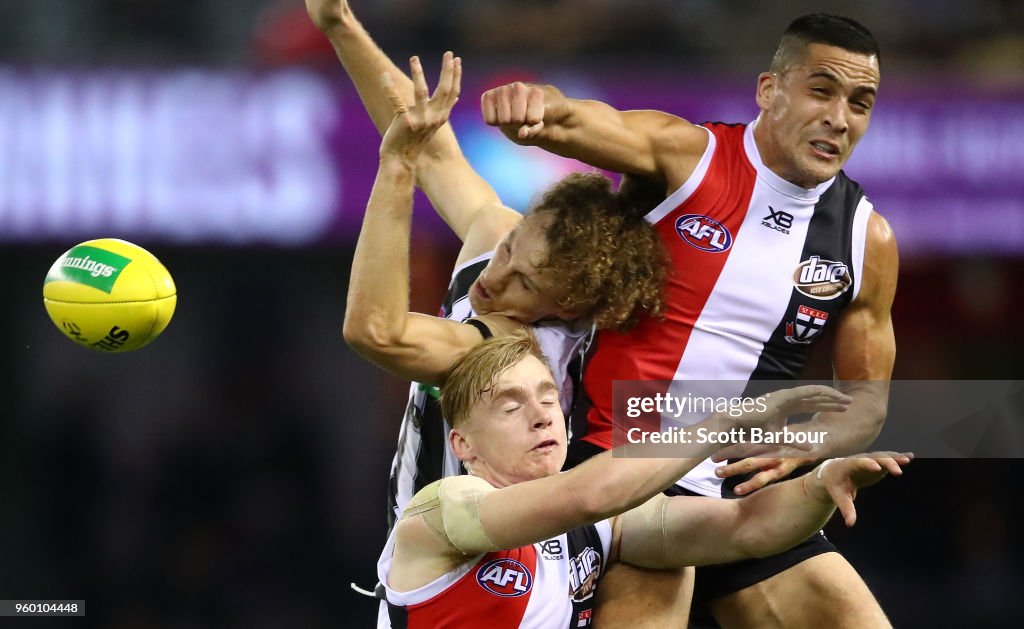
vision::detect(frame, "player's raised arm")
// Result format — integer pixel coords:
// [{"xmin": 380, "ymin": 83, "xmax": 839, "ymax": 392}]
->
[
  {"xmin": 480, "ymin": 81, "xmax": 708, "ymax": 188},
  {"xmin": 343, "ymin": 53, "xmax": 518, "ymax": 384},
  {"xmin": 306, "ymin": 0, "xmax": 519, "ymax": 250},
  {"xmin": 617, "ymin": 452, "xmax": 912, "ymax": 570}
]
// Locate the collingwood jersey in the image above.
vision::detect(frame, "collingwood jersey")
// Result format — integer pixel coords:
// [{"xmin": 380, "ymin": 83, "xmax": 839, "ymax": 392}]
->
[
  {"xmin": 581, "ymin": 120, "xmax": 873, "ymax": 497},
  {"xmin": 378, "ymin": 519, "xmax": 612, "ymax": 628},
  {"xmin": 387, "ymin": 252, "xmax": 591, "ymax": 527}
]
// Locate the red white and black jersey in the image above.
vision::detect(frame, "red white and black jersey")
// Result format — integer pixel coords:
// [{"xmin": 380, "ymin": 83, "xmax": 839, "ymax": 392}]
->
[
  {"xmin": 581, "ymin": 120, "xmax": 873, "ymax": 497},
  {"xmin": 377, "ymin": 519, "xmax": 612, "ymax": 628},
  {"xmin": 388, "ymin": 252, "xmax": 591, "ymax": 527}
]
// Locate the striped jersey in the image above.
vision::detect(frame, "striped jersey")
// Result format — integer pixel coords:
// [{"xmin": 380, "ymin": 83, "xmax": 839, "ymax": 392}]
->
[
  {"xmin": 580, "ymin": 120, "xmax": 873, "ymax": 497},
  {"xmin": 387, "ymin": 251, "xmax": 591, "ymax": 527},
  {"xmin": 378, "ymin": 519, "xmax": 612, "ymax": 628}
]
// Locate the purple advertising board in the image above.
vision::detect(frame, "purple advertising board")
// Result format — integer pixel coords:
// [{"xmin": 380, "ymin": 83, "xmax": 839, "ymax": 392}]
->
[{"xmin": 0, "ymin": 67, "xmax": 1021, "ymax": 255}]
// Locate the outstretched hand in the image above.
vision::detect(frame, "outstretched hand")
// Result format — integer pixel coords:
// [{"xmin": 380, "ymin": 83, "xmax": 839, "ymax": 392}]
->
[
  {"xmin": 815, "ymin": 452, "xmax": 913, "ymax": 527},
  {"xmin": 380, "ymin": 52, "xmax": 462, "ymax": 164}
]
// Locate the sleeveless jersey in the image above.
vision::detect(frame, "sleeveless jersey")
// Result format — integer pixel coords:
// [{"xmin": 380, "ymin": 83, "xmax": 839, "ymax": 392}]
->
[
  {"xmin": 388, "ymin": 252, "xmax": 591, "ymax": 526},
  {"xmin": 581, "ymin": 120, "xmax": 873, "ymax": 497},
  {"xmin": 378, "ymin": 519, "xmax": 612, "ymax": 628}
]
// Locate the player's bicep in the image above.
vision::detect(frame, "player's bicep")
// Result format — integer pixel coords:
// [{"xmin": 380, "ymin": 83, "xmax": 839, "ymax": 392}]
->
[
  {"xmin": 834, "ymin": 212, "xmax": 898, "ymax": 381},
  {"xmin": 354, "ymin": 314, "xmax": 487, "ymax": 385},
  {"xmin": 558, "ymin": 106, "xmax": 706, "ymax": 182}
]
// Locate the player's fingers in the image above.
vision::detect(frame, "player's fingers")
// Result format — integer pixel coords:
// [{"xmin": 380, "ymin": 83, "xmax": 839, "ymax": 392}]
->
[
  {"xmin": 734, "ymin": 468, "xmax": 786, "ymax": 495},
  {"xmin": 805, "ymin": 400, "xmax": 851, "ymax": 414},
  {"xmin": 445, "ymin": 56, "xmax": 462, "ymax": 110},
  {"xmin": 409, "ymin": 56, "xmax": 429, "ymax": 106},
  {"xmin": 481, "ymin": 90, "xmax": 497, "ymax": 125},
  {"xmin": 509, "ymin": 82, "xmax": 528, "ymax": 123},
  {"xmin": 431, "ymin": 51, "xmax": 454, "ymax": 104},
  {"xmin": 519, "ymin": 121, "xmax": 545, "ymax": 139},
  {"xmin": 496, "ymin": 86, "xmax": 513, "ymax": 125},
  {"xmin": 381, "ymin": 72, "xmax": 408, "ymax": 115},
  {"xmin": 525, "ymin": 87, "xmax": 545, "ymax": 125},
  {"xmin": 715, "ymin": 457, "xmax": 770, "ymax": 478}
]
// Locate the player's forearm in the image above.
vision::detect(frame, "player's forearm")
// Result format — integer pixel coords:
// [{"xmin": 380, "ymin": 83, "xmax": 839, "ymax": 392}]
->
[
  {"xmin": 567, "ymin": 414, "xmax": 738, "ymax": 521},
  {"xmin": 343, "ymin": 158, "xmax": 414, "ymax": 351},
  {"xmin": 803, "ymin": 384, "xmax": 888, "ymax": 457},
  {"xmin": 487, "ymin": 414, "xmax": 736, "ymax": 550},
  {"xmin": 731, "ymin": 473, "xmax": 835, "ymax": 558},
  {"xmin": 325, "ymin": 13, "xmax": 461, "ymax": 160}
]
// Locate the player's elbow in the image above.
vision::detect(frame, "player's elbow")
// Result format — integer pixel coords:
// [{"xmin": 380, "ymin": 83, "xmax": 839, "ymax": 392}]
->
[
  {"xmin": 342, "ymin": 310, "xmax": 399, "ymax": 355},
  {"xmin": 729, "ymin": 503, "xmax": 782, "ymax": 560},
  {"xmin": 732, "ymin": 523, "xmax": 780, "ymax": 560}
]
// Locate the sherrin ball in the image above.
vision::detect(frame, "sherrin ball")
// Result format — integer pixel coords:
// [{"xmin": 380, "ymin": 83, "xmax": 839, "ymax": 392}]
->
[{"xmin": 43, "ymin": 238, "xmax": 177, "ymax": 353}]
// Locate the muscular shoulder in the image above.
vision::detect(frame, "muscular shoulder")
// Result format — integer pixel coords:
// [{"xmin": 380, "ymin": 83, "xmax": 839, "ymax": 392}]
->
[
  {"xmin": 632, "ymin": 112, "xmax": 708, "ymax": 190},
  {"xmin": 857, "ymin": 211, "xmax": 898, "ymax": 307}
]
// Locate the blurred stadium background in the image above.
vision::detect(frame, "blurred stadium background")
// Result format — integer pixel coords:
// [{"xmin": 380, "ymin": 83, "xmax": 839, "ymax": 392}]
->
[{"xmin": 1, "ymin": 0, "xmax": 1022, "ymax": 626}]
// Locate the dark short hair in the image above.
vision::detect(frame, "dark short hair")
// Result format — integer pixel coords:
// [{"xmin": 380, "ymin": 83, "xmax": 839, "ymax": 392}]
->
[{"xmin": 770, "ymin": 13, "xmax": 880, "ymax": 73}]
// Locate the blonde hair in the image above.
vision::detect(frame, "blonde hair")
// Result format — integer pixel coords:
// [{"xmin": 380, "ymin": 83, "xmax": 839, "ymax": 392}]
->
[{"xmin": 440, "ymin": 330, "xmax": 551, "ymax": 428}]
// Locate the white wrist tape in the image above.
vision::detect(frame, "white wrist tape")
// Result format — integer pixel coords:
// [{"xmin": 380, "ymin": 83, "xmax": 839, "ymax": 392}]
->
[{"xmin": 815, "ymin": 458, "xmax": 837, "ymax": 480}]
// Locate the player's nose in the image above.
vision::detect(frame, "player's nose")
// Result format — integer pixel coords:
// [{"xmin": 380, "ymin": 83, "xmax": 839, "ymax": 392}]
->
[{"xmin": 823, "ymin": 100, "xmax": 849, "ymax": 134}]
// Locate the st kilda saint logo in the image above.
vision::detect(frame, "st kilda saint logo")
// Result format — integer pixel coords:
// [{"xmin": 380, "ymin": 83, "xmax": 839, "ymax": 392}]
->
[{"xmin": 785, "ymin": 305, "xmax": 829, "ymax": 345}]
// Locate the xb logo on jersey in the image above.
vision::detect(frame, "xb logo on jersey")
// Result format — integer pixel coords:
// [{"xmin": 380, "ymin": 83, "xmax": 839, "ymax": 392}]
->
[
  {"xmin": 676, "ymin": 214, "xmax": 733, "ymax": 253},
  {"xmin": 762, "ymin": 206, "xmax": 793, "ymax": 235},
  {"xmin": 477, "ymin": 558, "xmax": 533, "ymax": 597}
]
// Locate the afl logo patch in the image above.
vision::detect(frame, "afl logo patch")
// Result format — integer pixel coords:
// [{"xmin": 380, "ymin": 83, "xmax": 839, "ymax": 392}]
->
[
  {"xmin": 477, "ymin": 558, "xmax": 533, "ymax": 597},
  {"xmin": 675, "ymin": 214, "xmax": 733, "ymax": 252},
  {"xmin": 793, "ymin": 255, "xmax": 851, "ymax": 300}
]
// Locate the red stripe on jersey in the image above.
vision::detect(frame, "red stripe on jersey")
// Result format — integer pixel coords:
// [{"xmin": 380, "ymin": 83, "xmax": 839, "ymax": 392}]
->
[
  {"xmin": 581, "ymin": 124, "xmax": 757, "ymax": 449},
  {"xmin": 403, "ymin": 546, "xmax": 537, "ymax": 628}
]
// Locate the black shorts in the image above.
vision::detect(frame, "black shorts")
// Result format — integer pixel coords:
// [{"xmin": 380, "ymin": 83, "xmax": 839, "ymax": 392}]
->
[{"xmin": 563, "ymin": 439, "xmax": 839, "ymax": 601}]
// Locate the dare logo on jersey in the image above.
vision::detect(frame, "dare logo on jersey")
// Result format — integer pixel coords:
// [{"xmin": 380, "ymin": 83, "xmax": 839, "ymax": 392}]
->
[
  {"xmin": 568, "ymin": 546, "xmax": 602, "ymax": 602},
  {"xmin": 477, "ymin": 558, "xmax": 533, "ymax": 597},
  {"xmin": 675, "ymin": 214, "xmax": 733, "ymax": 253},
  {"xmin": 793, "ymin": 255, "xmax": 851, "ymax": 299}
]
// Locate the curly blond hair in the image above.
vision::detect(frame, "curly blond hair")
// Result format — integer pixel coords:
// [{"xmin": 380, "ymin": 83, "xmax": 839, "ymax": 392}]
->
[{"xmin": 530, "ymin": 172, "xmax": 668, "ymax": 331}]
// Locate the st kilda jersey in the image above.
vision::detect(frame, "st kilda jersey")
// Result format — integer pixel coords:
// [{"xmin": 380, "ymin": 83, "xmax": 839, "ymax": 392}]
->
[
  {"xmin": 388, "ymin": 252, "xmax": 591, "ymax": 527},
  {"xmin": 581, "ymin": 120, "xmax": 873, "ymax": 497},
  {"xmin": 378, "ymin": 519, "xmax": 612, "ymax": 628}
]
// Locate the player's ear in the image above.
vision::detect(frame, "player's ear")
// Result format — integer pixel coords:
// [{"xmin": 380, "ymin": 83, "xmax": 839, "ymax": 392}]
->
[
  {"xmin": 449, "ymin": 427, "xmax": 474, "ymax": 463},
  {"xmin": 756, "ymin": 72, "xmax": 777, "ymax": 111}
]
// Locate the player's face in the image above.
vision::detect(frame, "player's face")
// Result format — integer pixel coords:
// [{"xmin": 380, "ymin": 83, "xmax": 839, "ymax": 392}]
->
[
  {"xmin": 469, "ymin": 214, "xmax": 579, "ymax": 323},
  {"xmin": 459, "ymin": 355, "xmax": 567, "ymax": 487},
  {"xmin": 755, "ymin": 43, "xmax": 879, "ymax": 188}
]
